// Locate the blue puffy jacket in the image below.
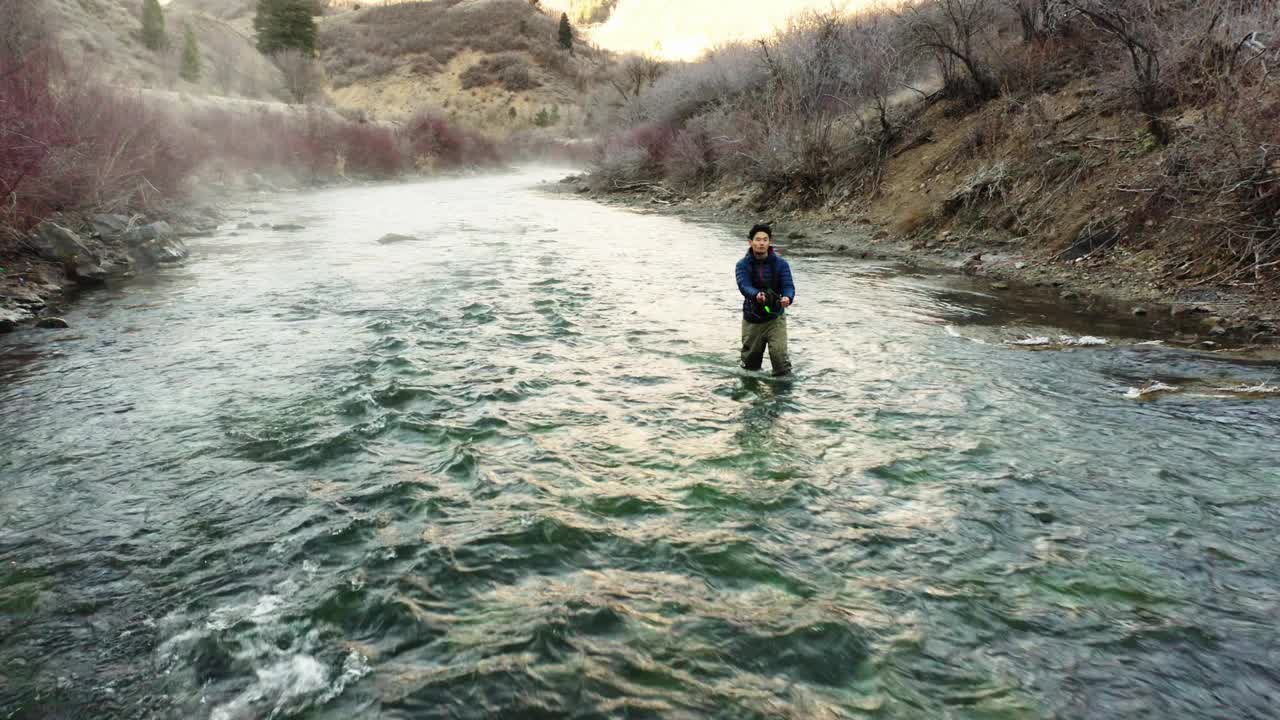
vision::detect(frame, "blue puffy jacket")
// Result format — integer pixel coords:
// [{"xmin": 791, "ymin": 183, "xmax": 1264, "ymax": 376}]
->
[{"xmin": 736, "ymin": 248, "xmax": 795, "ymax": 324}]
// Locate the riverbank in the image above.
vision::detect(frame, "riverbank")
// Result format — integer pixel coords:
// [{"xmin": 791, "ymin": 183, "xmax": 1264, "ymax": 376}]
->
[
  {"xmin": 0, "ymin": 173, "xmax": 355, "ymax": 334},
  {"xmin": 557, "ymin": 176, "xmax": 1280, "ymax": 351}
]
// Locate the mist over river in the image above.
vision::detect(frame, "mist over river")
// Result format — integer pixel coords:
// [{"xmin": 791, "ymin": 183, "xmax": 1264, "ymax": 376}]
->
[{"xmin": 2, "ymin": 168, "xmax": 1278, "ymax": 719}]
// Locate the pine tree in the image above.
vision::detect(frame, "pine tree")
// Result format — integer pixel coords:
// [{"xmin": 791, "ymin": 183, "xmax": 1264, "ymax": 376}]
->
[
  {"xmin": 141, "ymin": 0, "xmax": 167, "ymax": 51},
  {"xmin": 180, "ymin": 23, "xmax": 202, "ymax": 82},
  {"xmin": 255, "ymin": 0, "xmax": 317, "ymax": 56},
  {"xmin": 558, "ymin": 13, "xmax": 574, "ymax": 54}
]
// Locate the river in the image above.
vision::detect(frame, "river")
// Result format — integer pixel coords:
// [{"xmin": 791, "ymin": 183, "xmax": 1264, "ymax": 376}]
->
[{"xmin": 2, "ymin": 169, "xmax": 1278, "ymax": 719}]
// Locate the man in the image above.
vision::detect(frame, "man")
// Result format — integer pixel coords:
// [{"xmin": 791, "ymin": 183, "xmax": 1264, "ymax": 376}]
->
[{"xmin": 735, "ymin": 223, "xmax": 795, "ymax": 376}]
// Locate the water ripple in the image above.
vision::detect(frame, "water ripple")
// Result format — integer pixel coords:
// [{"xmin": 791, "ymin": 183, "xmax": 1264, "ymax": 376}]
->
[{"xmin": 2, "ymin": 170, "xmax": 1279, "ymax": 719}]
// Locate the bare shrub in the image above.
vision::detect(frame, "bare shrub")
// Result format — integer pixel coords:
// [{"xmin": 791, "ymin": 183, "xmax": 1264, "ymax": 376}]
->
[
  {"xmin": 664, "ymin": 120, "xmax": 715, "ymax": 191},
  {"xmin": 207, "ymin": 31, "xmax": 240, "ymax": 95},
  {"xmin": 322, "ymin": 0, "xmax": 571, "ymax": 84},
  {"xmin": 740, "ymin": 10, "xmax": 876, "ymax": 206},
  {"xmin": 842, "ymin": 10, "xmax": 922, "ymax": 140},
  {"xmin": 273, "ymin": 49, "xmax": 324, "ymax": 104},
  {"xmin": 907, "ymin": 0, "xmax": 1002, "ymax": 101},
  {"xmin": 621, "ymin": 45, "xmax": 762, "ymax": 126},
  {"xmin": 1004, "ymin": 0, "xmax": 1067, "ymax": 42},
  {"xmin": 993, "ymin": 33, "xmax": 1097, "ymax": 96},
  {"xmin": 945, "ymin": 160, "xmax": 1010, "ymax": 212},
  {"xmin": 1163, "ymin": 1, "xmax": 1280, "ymax": 106},
  {"xmin": 402, "ymin": 111, "xmax": 498, "ymax": 168},
  {"xmin": 460, "ymin": 53, "xmax": 539, "ymax": 91},
  {"xmin": 589, "ymin": 122, "xmax": 675, "ymax": 189},
  {"xmin": 590, "ymin": 137, "xmax": 650, "ymax": 189},
  {"xmin": 607, "ymin": 55, "xmax": 664, "ymax": 103},
  {"xmin": 1063, "ymin": 0, "xmax": 1170, "ymax": 141},
  {"xmin": 499, "ymin": 62, "xmax": 539, "ymax": 91}
]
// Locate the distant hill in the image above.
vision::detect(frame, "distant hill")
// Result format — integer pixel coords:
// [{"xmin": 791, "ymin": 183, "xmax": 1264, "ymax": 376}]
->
[
  {"xmin": 323, "ymin": 0, "xmax": 865, "ymax": 60},
  {"xmin": 319, "ymin": 0, "xmax": 609, "ymax": 130}
]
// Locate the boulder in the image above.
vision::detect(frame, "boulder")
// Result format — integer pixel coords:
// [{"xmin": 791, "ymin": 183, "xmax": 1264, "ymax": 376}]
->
[
  {"xmin": 91, "ymin": 214, "xmax": 132, "ymax": 242},
  {"xmin": 121, "ymin": 221, "xmax": 188, "ymax": 265},
  {"xmin": 32, "ymin": 222, "xmax": 98, "ymax": 263},
  {"xmin": 5, "ymin": 286, "xmax": 47, "ymax": 311},
  {"xmin": 32, "ymin": 223, "xmax": 108, "ymax": 285},
  {"xmin": 123, "ymin": 221, "xmax": 174, "ymax": 246},
  {"xmin": 36, "ymin": 317, "xmax": 69, "ymax": 329},
  {"xmin": 0, "ymin": 307, "xmax": 27, "ymax": 333},
  {"xmin": 67, "ymin": 260, "xmax": 109, "ymax": 286},
  {"xmin": 145, "ymin": 238, "xmax": 190, "ymax": 264}
]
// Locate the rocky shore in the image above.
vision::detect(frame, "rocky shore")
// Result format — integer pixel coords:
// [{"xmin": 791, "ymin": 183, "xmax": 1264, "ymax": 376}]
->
[
  {"xmin": 0, "ymin": 208, "xmax": 219, "ymax": 334},
  {"xmin": 556, "ymin": 176, "xmax": 1280, "ymax": 352}
]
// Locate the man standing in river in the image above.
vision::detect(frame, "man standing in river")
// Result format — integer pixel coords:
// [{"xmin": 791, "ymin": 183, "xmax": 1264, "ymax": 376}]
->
[{"xmin": 736, "ymin": 223, "xmax": 795, "ymax": 377}]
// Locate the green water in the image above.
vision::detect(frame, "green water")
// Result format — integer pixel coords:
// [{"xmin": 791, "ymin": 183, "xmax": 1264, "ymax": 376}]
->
[{"xmin": 1, "ymin": 169, "xmax": 1278, "ymax": 719}]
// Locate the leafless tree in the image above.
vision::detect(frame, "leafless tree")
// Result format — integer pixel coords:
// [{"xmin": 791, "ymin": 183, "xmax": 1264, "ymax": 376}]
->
[
  {"xmin": 844, "ymin": 11, "xmax": 921, "ymax": 139},
  {"xmin": 1064, "ymin": 0, "xmax": 1168, "ymax": 142},
  {"xmin": 608, "ymin": 55, "xmax": 663, "ymax": 102},
  {"xmin": 907, "ymin": 0, "xmax": 1000, "ymax": 100},
  {"xmin": 207, "ymin": 31, "xmax": 242, "ymax": 96},
  {"xmin": 273, "ymin": 49, "xmax": 324, "ymax": 104},
  {"xmin": 1004, "ymin": 0, "xmax": 1066, "ymax": 43}
]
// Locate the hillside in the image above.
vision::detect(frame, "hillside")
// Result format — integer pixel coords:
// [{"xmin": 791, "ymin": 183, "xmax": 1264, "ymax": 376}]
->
[
  {"xmin": 584, "ymin": 1, "xmax": 1280, "ymax": 340},
  {"xmin": 47, "ymin": 0, "xmax": 283, "ymax": 99},
  {"xmin": 319, "ymin": 0, "xmax": 608, "ymax": 130}
]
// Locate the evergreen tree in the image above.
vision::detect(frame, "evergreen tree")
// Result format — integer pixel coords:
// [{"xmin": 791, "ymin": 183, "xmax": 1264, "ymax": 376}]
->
[
  {"xmin": 180, "ymin": 23, "xmax": 201, "ymax": 82},
  {"xmin": 141, "ymin": 0, "xmax": 167, "ymax": 51},
  {"xmin": 255, "ymin": 0, "xmax": 318, "ymax": 56},
  {"xmin": 558, "ymin": 13, "xmax": 573, "ymax": 53}
]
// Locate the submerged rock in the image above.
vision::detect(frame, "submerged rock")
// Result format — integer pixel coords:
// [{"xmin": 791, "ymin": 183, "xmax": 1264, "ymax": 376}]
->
[
  {"xmin": 272, "ymin": 224, "xmax": 305, "ymax": 231},
  {"xmin": 1125, "ymin": 381, "xmax": 1179, "ymax": 399},
  {"xmin": 1009, "ymin": 335, "xmax": 1108, "ymax": 349},
  {"xmin": 377, "ymin": 233, "xmax": 420, "ymax": 245}
]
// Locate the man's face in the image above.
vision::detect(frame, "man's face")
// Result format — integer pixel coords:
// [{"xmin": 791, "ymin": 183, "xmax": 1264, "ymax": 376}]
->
[{"xmin": 750, "ymin": 232, "xmax": 771, "ymax": 256}]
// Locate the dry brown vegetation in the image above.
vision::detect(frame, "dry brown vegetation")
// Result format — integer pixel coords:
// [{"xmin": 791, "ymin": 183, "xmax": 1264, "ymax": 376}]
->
[
  {"xmin": 321, "ymin": 0, "xmax": 597, "ymax": 90},
  {"xmin": 0, "ymin": 0, "xmax": 507, "ymax": 243},
  {"xmin": 590, "ymin": 0, "xmax": 1280, "ymax": 293},
  {"xmin": 45, "ymin": 0, "xmax": 284, "ymax": 100}
]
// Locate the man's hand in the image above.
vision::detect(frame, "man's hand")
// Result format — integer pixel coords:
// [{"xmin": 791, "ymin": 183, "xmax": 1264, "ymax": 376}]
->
[
  {"xmin": 756, "ymin": 292, "xmax": 766, "ymax": 303},
  {"xmin": 781, "ymin": 297, "xmax": 792, "ymax": 308}
]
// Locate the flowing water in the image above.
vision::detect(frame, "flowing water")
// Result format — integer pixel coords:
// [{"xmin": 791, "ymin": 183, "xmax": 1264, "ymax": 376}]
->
[{"xmin": 2, "ymin": 169, "xmax": 1279, "ymax": 720}]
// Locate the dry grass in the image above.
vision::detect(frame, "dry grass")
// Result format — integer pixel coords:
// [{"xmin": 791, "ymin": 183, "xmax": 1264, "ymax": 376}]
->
[
  {"xmin": 321, "ymin": 0, "xmax": 592, "ymax": 89},
  {"xmin": 45, "ymin": 0, "xmax": 284, "ymax": 99}
]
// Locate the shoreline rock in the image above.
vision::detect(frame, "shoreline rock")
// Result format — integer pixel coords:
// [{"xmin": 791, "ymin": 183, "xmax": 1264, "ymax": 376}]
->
[{"xmin": 2, "ymin": 209, "xmax": 205, "ymax": 334}]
